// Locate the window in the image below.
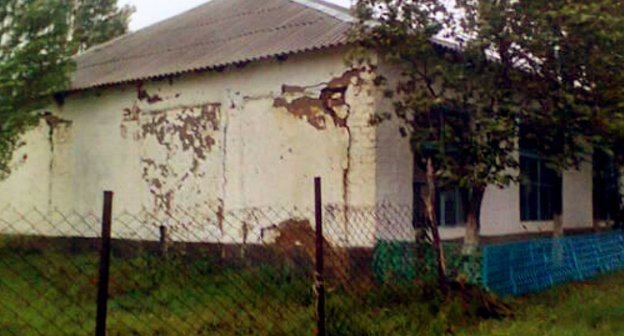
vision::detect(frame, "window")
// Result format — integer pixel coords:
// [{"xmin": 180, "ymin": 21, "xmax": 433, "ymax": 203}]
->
[
  {"xmin": 413, "ymin": 181, "xmax": 465, "ymax": 227},
  {"xmin": 593, "ymin": 151, "xmax": 620, "ymax": 221},
  {"xmin": 438, "ymin": 188, "xmax": 465, "ymax": 226},
  {"xmin": 519, "ymin": 152, "xmax": 562, "ymax": 221}
]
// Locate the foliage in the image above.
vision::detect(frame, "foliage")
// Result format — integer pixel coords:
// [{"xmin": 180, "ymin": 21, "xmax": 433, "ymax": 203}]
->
[
  {"xmin": 351, "ymin": 0, "xmax": 529, "ymax": 251},
  {"xmin": 352, "ymin": 0, "xmax": 624, "ymax": 241},
  {"xmin": 0, "ymin": 0, "xmax": 73, "ymax": 180},
  {"xmin": 71, "ymin": 0, "xmax": 134, "ymax": 53},
  {"xmin": 0, "ymin": 0, "xmax": 133, "ymax": 180},
  {"xmin": 476, "ymin": 0, "xmax": 624, "ymax": 170},
  {"xmin": 0, "ymin": 235, "xmax": 502, "ymax": 336},
  {"xmin": 353, "ymin": 0, "xmax": 523, "ymax": 189}
]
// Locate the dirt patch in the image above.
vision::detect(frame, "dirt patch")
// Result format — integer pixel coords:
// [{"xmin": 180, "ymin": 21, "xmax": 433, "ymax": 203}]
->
[{"xmin": 268, "ymin": 219, "xmax": 351, "ymax": 280}]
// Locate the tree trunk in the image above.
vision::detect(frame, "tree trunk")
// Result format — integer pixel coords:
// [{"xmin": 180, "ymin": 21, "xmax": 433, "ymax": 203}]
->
[
  {"xmin": 412, "ymin": 155, "xmax": 429, "ymax": 277},
  {"xmin": 463, "ymin": 187, "xmax": 484, "ymax": 256},
  {"xmin": 553, "ymin": 172, "xmax": 564, "ymax": 238},
  {"xmin": 553, "ymin": 213, "xmax": 564, "ymax": 238},
  {"xmin": 424, "ymin": 157, "xmax": 448, "ymax": 295}
]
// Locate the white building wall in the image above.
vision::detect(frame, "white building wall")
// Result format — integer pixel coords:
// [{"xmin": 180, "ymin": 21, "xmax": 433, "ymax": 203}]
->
[
  {"xmin": 374, "ymin": 60, "xmax": 595, "ymax": 240},
  {"xmin": 0, "ymin": 48, "xmax": 596, "ymax": 244},
  {"xmin": 0, "ymin": 121, "xmax": 52, "ymax": 213},
  {"xmin": 0, "ymin": 47, "xmax": 379, "ymax": 246}
]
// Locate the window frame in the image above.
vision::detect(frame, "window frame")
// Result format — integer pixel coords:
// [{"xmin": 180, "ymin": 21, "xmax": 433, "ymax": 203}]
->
[
  {"xmin": 519, "ymin": 150, "xmax": 562, "ymax": 222},
  {"xmin": 413, "ymin": 179, "xmax": 465, "ymax": 227},
  {"xmin": 593, "ymin": 150, "xmax": 620, "ymax": 221}
]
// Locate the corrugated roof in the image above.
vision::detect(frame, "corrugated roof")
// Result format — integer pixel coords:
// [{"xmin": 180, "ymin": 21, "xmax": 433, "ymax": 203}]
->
[{"xmin": 69, "ymin": 0, "xmax": 354, "ymax": 91}]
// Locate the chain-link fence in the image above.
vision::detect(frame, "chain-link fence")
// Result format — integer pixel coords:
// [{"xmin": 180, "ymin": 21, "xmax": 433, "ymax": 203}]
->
[
  {"xmin": 482, "ymin": 230, "xmax": 624, "ymax": 296},
  {"xmin": 6, "ymin": 191, "xmax": 624, "ymax": 334},
  {"xmin": 0, "ymin": 187, "xmax": 482, "ymax": 335}
]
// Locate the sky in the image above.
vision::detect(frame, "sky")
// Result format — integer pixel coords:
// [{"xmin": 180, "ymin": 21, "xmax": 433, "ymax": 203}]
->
[{"xmin": 118, "ymin": 0, "xmax": 353, "ymax": 31}]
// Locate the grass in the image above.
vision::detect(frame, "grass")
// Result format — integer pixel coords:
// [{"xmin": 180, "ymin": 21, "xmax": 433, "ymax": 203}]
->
[
  {"xmin": 457, "ymin": 271, "xmax": 624, "ymax": 336},
  {"xmin": 1, "ymin": 235, "xmax": 624, "ymax": 335}
]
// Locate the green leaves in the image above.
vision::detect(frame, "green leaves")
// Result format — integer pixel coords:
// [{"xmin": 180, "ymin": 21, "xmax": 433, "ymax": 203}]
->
[
  {"xmin": 71, "ymin": 0, "xmax": 134, "ymax": 53},
  {"xmin": 353, "ymin": 0, "xmax": 624, "ymax": 192},
  {"xmin": 0, "ymin": 0, "xmax": 71, "ymax": 179},
  {"xmin": 354, "ymin": 0, "xmax": 522, "ymax": 193},
  {"xmin": 0, "ymin": 0, "xmax": 132, "ymax": 179}
]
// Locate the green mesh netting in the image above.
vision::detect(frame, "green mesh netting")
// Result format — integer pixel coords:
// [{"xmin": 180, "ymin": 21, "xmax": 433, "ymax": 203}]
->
[{"xmin": 372, "ymin": 240, "xmax": 481, "ymax": 284}]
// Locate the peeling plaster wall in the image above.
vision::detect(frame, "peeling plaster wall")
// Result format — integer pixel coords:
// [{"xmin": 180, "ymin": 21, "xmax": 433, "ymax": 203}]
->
[
  {"xmin": 0, "ymin": 47, "xmax": 379, "ymax": 245},
  {"xmin": 1, "ymin": 47, "xmax": 595, "ymax": 244}
]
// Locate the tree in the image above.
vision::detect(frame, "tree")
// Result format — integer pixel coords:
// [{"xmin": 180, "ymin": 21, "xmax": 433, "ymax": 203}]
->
[
  {"xmin": 71, "ymin": 0, "xmax": 134, "ymax": 53},
  {"xmin": 353, "ymin": 0, "xmax": 624, "ymax": 262},
  {"xmin": 471, "ymin": 0, "xmax": 624, "ymax": 236},
  {"xmin": 353, "ymin": 0, "xmax": 525, "ymax": 261},
  {"xmin": 0, "ymin": 0, "xmax": 133, "ymax": 179},
  {"xmin": 1, "ymin": 0, "xmax": 73, "ymax": 180}
]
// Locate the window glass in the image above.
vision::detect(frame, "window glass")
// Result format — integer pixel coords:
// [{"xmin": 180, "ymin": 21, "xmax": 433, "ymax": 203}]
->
[
  {"xmin": 520, "ymin": 151, "xmax": 561, "ymax": 221},
  {"xmin": 413, "ymin": 181, "xmax": 464, "ymax": 227},
  {"xmin": 593, "ymin": 151, "xmax": 620, "ymax": 221}
]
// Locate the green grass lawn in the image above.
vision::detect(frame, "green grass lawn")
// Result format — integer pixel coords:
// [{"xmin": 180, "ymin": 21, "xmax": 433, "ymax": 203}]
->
[
  {"xmin": 457, "ymin": 271, "xmax": 624, "ymax": 336},
  {"xmin": 1, "ymin": 236, "xmax": 624, "ymax": 335}
]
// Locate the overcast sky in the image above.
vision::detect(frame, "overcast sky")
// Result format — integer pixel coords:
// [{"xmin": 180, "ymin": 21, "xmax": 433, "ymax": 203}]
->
[{"xmin": 118, "ymin": 0, "xmax": 353, "ymax": 31}]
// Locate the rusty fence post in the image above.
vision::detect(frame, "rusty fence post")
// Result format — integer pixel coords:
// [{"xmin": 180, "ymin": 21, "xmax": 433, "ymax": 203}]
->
[
  {"xmin": 159, "ymin": 225, "xmax": 168, "ymax": 257},
  {"xmin": 314, "ymin": 177, "xmax": 326, "ymax": 336},
  {"xmin": 96, "ymin": 191, "xmax": 113, "ymax": 336}
]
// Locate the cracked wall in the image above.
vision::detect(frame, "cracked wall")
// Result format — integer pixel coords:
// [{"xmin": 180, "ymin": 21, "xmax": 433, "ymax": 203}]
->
[
  {"xmin": 269, "ymin": 68, "xmax": 378, "ymax": 246},
  {"xmin": 0, "ymin": 47, "xmax": 381, "ymax": 245},
  {"xmin": 121, "ymin": 103, "xmax": 226, "ymax": 240},
  {"xmin": 0, "ymin": 46, "xmax": 598, "ymax": 243}
]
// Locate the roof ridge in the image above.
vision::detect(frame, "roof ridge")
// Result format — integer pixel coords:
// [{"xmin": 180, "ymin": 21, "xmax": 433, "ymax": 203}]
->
[{"xmin": 289, "ymin": 0, "xmax": 354, "ymax": 22}]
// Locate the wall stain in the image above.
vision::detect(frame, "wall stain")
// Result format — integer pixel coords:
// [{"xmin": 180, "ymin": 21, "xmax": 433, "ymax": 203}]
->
[
  {"xmin": 122, "ymin": 105, "xmax": 141, "ymax": 122},
  {"xmin": 124, "ymin": 103, "xmax": 222, "ymax": 213},
  {"xmin": 272, "ymin": 68, "xmax": 370, "ymax": 245},
  {"xmin": 272, "ymin": 69, "xmax": 362, "ymax": 131},
  {"xmin": 43, "ymin": 113, "xmax": 73, "ymax": 156},
  {"xmin": 262, "ymin": 218, "xmax": 344, "ymax": 277},
  {"xmin": 140, "ymin": 104, "xmax": 220, "ymax": 161},
  {"xmin": 136, "ymin": 82, "xmax": 163, "ymax": 104},
  {"xmin": 42, "ymin": 112, "xmax": 73, "ymax": 209}
]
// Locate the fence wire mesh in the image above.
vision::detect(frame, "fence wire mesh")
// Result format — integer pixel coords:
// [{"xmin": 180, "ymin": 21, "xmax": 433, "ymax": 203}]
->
[
  {"xmin": 482, "ymin": 230, "xmax": 624, "ymax": 296},
  {"xmin": 6, "ymin": 201, "xmax": 624, "ymax": 334},
  {"xmin": 0, "ymin": 202, "xmax": 478, "ymax": 335}
]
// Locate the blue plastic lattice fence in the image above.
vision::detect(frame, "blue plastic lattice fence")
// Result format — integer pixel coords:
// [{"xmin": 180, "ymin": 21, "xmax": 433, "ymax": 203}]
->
[{"xmin": 482, "ymin": 231, "xmax": 624, "ymax": 296}]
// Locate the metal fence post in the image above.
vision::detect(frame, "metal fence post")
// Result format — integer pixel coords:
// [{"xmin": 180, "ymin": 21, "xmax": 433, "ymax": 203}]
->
[
  {"xmin": 159, "ymin": 225, "xmax": 168, "ymax": 257},
  {"xmin": 96, "ymin": 191, "xmax": 113, "ymax": 336},
  {"xmin": 314, "ymin": 177, "xmax": 326, "ymax": 336}
]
